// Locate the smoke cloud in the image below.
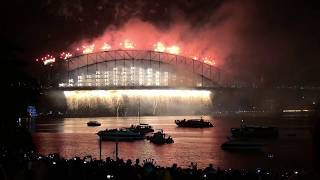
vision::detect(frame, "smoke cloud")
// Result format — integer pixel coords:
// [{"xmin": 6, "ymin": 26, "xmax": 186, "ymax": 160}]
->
[
  {"xmin": 3, "ymin": 0, "xmax": 319, "ymax": 86},
  {"xmin": 71, "ymin": 0, "xmax": 319, "ymax": 86},
  {"xmin": 72, "ymin": 0, "xmax": 258, "ymax": 83}
]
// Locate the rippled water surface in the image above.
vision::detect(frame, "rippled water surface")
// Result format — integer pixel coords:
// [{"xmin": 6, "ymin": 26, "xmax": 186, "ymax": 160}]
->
[{"xmin": 32, "ymin": 116, "xmax": 315, "ymax": 169}]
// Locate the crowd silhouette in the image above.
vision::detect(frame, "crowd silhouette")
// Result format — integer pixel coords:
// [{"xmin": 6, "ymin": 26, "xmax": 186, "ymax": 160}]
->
[{"xmin": 0, "ymin": 148, "xmax": 310, "ymax": 180}]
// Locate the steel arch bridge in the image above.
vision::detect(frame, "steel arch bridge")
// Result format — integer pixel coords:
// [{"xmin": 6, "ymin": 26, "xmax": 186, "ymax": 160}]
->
[{"xmin": 57, "ymin": 50, "xmax": 221, "ymax": 88}]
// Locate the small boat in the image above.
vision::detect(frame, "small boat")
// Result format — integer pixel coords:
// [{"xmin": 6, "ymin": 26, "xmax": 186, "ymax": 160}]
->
[
  {"xmin": 221, "ymin": 138, "xmax": 265, "ymax": 150},
  {"xmin": 231, "ymin": 120, "xmax": 278, "ymax": 138},
  {"xmin": 147, "ymin": 129, "xmax": 174, "ymax": 144},
  {"xmin": 175, "ymin": 117, "xmax": 213, "ymax": 128},
  {"xmin": 87, "ymin": 120, "xmax": 101, "ymax": 126},
  {"xmin": 97, "ymin": 128, "xmax": 144, "ymax": 141},
  {"xmin": 127, "ymin": 123, "xmax": 154, "ymax": 135}
]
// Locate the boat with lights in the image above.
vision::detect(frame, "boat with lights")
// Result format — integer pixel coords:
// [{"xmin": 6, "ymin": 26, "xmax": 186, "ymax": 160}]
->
[
  {"xmin": 175, "ymin": 117, "xmax": 213, "ymax": 128},
  {"xmin": 97, "ymin": 128, "xmax": 144, "ymax": 141}
]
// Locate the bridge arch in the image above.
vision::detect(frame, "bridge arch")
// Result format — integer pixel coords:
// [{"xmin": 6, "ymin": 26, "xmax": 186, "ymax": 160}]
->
[{"xmin": 57, "ymin": 50, "xmax": 221, "ymax": 88}]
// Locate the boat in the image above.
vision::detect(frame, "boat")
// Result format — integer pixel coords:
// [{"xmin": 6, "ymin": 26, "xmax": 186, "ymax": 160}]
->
[
  {"xmin": 87, "ymin": 120, "xmax": 101, "ymax": 126},
  {"xmin": 127, "ymin": 123, "xmax": 154, "ymax": 135},
  {"xmin": 147, "ymin": 129, "xmax": 174, "ymax": 144},
  {"xmin": 221, "ymin": 138, "xmax": 265, "ymax": 150},
  {"xmin": 231, "ymin": 120, "xmax": 279, "ymax": 138},
  {"xmin": 97, "ymin": 128, "xmax": 145, "ymax": 141},
  {"xmin": 175, "ymin": 117, "xmax": 213, "ymax": 128}
]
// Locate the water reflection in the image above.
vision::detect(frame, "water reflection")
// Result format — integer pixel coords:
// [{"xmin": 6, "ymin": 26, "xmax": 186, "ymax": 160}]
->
[{"xmin": 33, "ymin": 116, "xmax": 314, "ymax": 169}]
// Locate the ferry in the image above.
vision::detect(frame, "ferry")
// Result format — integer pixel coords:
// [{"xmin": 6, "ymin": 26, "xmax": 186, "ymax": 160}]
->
[
  {"xmin": 97, "ymin": 128, "xmax": 144, "ymax": 141},
  {"xmin": 175, "ymin": 117, "xmax": 213, "ymax": 128}
]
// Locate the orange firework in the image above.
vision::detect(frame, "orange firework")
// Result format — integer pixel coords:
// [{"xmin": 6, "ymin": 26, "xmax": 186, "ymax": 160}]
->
[
  {"xmin": 120, "ymin": 39, "xmax": 135, "ymax": 49},
  {"xmin": 36, "ymin": 39, "xmax": 219, "ymax": 67},
  {"xmin": 82, "ymin": 44, "xmax": 95, "ymax": 54},
  {"xmin": 203, "ymin": 56, "xmax": 216, "ymax": 66},
  {"xmin": 101, "ymin": 42, "xmax": 111, "ymax": 51},
  {"xmin": 166, "ymin": 45, "xmax": 180, "ymax": 55},
  {"xmin": 154, "ymin": 42, "xmax": 166, "ymax": 52}
]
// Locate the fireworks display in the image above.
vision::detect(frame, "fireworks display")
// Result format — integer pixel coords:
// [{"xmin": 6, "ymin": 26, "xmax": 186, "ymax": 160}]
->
[
  {"xmin": 63, "ymin": 90, "xmax": 213, "ymax": 115},
  {"xmin": 36, "ymin": 55, "xmax": 56, "ymax": 65},
  {"xmin": 203, "ymin": 56, "xmax": 216, "ymax": 66},
  {"xmin": 35, "ymin": 40, "xmax": 216, "ymax": 66},
  {"xmin": 165, "ymin": 45, "xmax": 180, "ymax": 55},
  {"xmin": 34, "ymin": 19, "xmax": 218, "ymax": 66},
  {"xmin": 152, "ymin": 42, "xmax": 163, "ymax": 52},
  {"xmin": 60, "ymin": 52, "xmax": 73, "ymax": 60},
  {"xmin": 120, "ymin": 39, "xmax": 135, "ymax": 49},
  {"xmin": 101, "ymin": 42, "xmax": 111, "ymax": 51},
  {"xmin": 82, "ymin": 44, "xmax": 95, "ymax": 54}
]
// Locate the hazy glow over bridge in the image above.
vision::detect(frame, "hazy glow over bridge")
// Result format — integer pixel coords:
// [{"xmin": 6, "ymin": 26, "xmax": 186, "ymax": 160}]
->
[{"xmin": 63, "ymin": 89, "xmax": 213, "ymax": 115}]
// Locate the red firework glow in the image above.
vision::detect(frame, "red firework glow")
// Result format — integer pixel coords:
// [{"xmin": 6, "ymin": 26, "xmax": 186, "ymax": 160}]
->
[
  {"xmin": 101, "ymin": 43, "xmax": 111, "ymax": 51},
  {"xmin": 154, "ymin": 42, "xmax": 166, "ymax": 52},
  {"xmin": 120, "ymin": 39, "xmax": 135, "ymax": 49},
  {"xmin": 82, "ymin": 44, "xmax": 95, "ymax": 54},
  {"xmin": 35, "ymin": 19, "xmax": 221, "ymax": 66}
]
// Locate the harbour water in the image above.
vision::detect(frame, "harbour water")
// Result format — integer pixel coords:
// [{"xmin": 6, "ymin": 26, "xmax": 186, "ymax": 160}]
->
[{"xmin": 32, "ymin": 116, "xmax": 316, "ymax": 169}]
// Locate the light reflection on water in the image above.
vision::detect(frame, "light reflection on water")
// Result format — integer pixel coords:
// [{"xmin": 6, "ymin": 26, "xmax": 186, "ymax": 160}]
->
[{"xmin": 33, "ymin": 116, "xmax": 315, "ymax": 169}]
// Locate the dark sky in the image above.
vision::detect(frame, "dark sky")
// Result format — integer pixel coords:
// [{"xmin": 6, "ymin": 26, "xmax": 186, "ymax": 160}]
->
[{"xmin": 1, "ymin": 0, "xmax": 320, "ymax": 86}]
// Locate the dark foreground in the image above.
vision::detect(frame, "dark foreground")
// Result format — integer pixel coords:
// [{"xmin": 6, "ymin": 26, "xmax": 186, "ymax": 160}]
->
[{"xmin": 1, "ymin": 150, "xmax": 319, "ymax": 180}]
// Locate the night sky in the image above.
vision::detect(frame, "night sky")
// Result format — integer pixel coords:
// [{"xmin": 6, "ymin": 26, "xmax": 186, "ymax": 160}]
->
[{"xmin": 1, "ymin": 0, "xmax": 320, "ymax": 86}]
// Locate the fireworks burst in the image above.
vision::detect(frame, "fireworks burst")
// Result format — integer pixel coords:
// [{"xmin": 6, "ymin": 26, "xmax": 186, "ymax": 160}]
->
[
  {"xmin": 101, "ymin": 42, "xmax": 111, "ymax": 51},
  {"xmin": 120, "ymin": 39, "xmax": 135, "ymax": 49},
  {"xmin": 203, "ymin": 56, "xmax": 216, "ymax": 65},
  {"xmin": 166, "ymin": 46, "xmax": 180, "ymax": 55},
  {"xmin": 60, "ymin": 52, "xmax": 73, "ymax": 60},
  {"xmin": 154, "ymin": 42, "xmax": 166, "ymax": 52},
  {"xmin": 36, "ymin": 40, "xmax": 217, "ymax": 67},
  {"xmin": 82, "ymin": 44, "xmax": 95, "ymax": 54},
  {"xmin": 38, "ymin": 55, "xmax": 55, "ymax": 65}
]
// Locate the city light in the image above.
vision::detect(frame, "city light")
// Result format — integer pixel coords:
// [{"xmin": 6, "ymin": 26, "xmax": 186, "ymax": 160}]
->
[{"xmin": 62, "ymin": 67, "xmax": 172, "ymax": 87}]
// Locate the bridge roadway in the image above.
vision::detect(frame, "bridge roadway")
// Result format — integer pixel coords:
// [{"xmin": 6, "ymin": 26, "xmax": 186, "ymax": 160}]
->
[{"xmin": 45, "ymin": 86, "xmax": 320, "ymax": 93}]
